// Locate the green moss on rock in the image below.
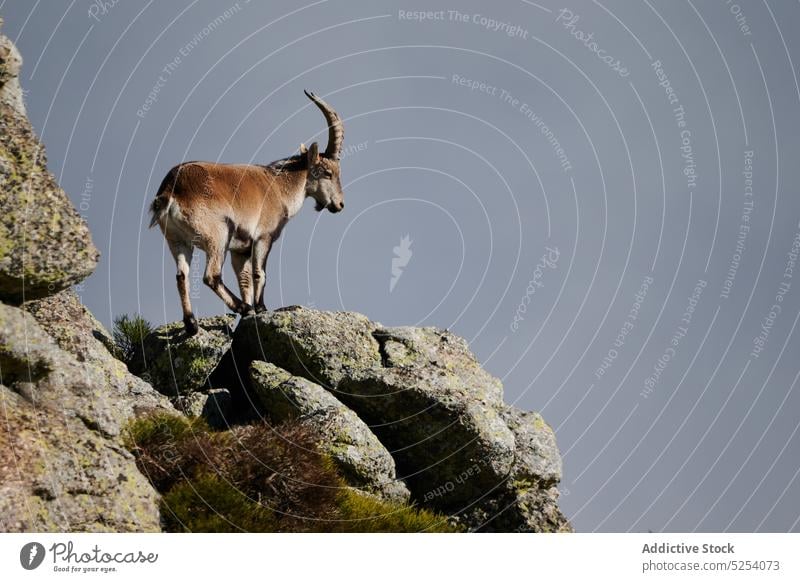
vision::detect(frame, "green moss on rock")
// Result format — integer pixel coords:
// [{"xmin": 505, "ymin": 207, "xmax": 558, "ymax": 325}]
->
[
  {"xmin": 136, "ymin": 315, "xmax": 235, "ymax": 396},
  {"xmin": 162, "ymin": 473, "xmax": 278, "ymax": 533}
]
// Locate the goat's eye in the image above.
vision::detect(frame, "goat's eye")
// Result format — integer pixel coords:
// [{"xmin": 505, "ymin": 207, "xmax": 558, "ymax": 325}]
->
[{"xmin": 324, "ymin": 171, "xmax": 333, "ymax": 178}]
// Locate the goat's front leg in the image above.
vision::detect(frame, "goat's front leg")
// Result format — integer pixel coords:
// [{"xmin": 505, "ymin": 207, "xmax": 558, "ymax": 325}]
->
[
  {"xmin": 202, "ymin": 243, "xmax": 251, "ymax": 315},
  {"xmin": 231, "ymin": 250, "xmax": 254, "ymax": 308},
  {"xmin": 252, "ymin": 236, "xmax": 272, "ymax": 313}
]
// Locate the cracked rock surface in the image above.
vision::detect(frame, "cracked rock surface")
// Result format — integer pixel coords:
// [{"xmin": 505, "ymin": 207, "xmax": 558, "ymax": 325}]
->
[
  {"xmin": 250, "ymin": 360, "xmax": 411, "ymax": 503},
  {"xmin": 0, "ymin": 303, "xmax": 164, "ymax": 532},
  {"xmin": 233, "ymin": 306, "xmax": 572, "ymax": 532}
]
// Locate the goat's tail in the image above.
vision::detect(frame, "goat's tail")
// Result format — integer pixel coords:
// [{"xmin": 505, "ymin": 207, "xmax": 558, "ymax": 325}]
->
[
  {"xmin": 150, "ymin": 167, "xmax": 181, "ymax": 228},
  {"xmin": 149, "ymin": 194, "xmax": 171, "ymax": 228}
]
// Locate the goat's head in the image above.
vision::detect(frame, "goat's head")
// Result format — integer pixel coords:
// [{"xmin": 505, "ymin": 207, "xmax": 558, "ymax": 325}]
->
[{"xmin": 302, "ymin": 90, "xmax": 344, "ymax": 213}]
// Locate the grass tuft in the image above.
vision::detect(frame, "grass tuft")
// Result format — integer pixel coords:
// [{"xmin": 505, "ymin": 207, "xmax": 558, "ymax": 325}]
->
[
  {"xmin": 162, "ymin": 472, "xmax": 278, "ymax": 532},
  {"xmin": 125, "ymin": 411, "xmax": 460, "ymax": 532},
  {"xmin": 112, "ymin": 313, "xmax": 152, "ymax": 368},
  {"xmin": 332, "ymin": 489, "xmax": 457, "ymax": 533}
]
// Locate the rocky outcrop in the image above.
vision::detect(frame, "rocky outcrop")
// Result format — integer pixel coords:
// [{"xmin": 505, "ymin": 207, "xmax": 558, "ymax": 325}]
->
[
  {"xmin": 135, "ymin": 315, "xmax": 235, "ymax": 398},
  {"xmin": 234, "ymin": 307, "xmax": 382, "ymax": 387},
  {"xmin": 24, "ymin": 290, "xmax": 172, "ymax": 418},
  {"xmin": 131, "ymin": 315, "xmax": 239, "ymax": 427},
  {"xmin": 0, "ymin": 21, "xmax": 24, "ymax": 117},
  {"xmin": 232, "ymin": 306, "xmax": 572, "ymax": 532},
  {"xmin": 0, "ymin": 28, "xmax": 168, "ymax": 533},
  {"xmin": 178, "ymin": 388, "xmax": 233, "ymax": 429},
  {"xmin": 250, "ymin": 360, "xmax": 410, "ymax": 503},
  {"xmin": 0, "ymin": 21, "xmax": 98, "ymax": 303},
  {"xmin": 0, "ymin": 304, "xmax": 162, "ymax": 531}
]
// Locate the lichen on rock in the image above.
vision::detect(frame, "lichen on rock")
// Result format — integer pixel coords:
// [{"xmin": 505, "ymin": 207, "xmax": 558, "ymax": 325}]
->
[
  {"xmin": 136, "ymin": 315, "xmax": 235, "ymax": 397},
  {"xmin": 25, "ymin": 290, "xmax": 172, "ymax": 417},
  {"xmin": 249, "ymin": 360, "xmax": 410, "ymax": 503},
  {"xmin": 0, "ymin": 22, "xmax": 98, "ymax": 303},
  {"xmin": 0, "ymin": 27, "xmax": 166, "ymax": 532},
  {"xmin": 232, "ymin": 305, "xmax": 572, "ymax": 532},
  {"xmin": 233, "ymin": 306, "xmax": 382, "ymax": 387},
  {"xmin": 0, "ymin": 303, "xmax": 162, "ymax": 532}
]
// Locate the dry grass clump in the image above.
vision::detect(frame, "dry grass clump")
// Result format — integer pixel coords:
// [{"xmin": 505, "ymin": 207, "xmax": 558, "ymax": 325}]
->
[{"xmin": 125, "ymin": 412, "xmax": 458, "ymax": 532}]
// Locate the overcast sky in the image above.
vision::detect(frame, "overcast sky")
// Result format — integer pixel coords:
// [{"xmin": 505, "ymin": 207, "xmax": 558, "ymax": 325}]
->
[{"xmin": 3, "ymin": 0, "xmax": 800, "ymax": 532}]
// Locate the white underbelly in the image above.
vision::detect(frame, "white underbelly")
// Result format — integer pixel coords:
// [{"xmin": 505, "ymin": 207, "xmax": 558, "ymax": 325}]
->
[{"xmin": 229, "ymin": 236, "xmax": 252, "ymax": 253}]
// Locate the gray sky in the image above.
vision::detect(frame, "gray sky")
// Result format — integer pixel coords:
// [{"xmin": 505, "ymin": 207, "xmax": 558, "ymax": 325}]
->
[{"xmin": 3, "ymin": 0, "xmax": 800, "ymax": 532}]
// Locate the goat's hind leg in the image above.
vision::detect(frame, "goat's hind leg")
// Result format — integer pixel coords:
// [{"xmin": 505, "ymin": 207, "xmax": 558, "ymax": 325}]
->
[
  {"xmin": 202, "ymin": 242, "xmax": 250, "ymax": 315},
  {"xmin": 168, "ymin": 238, "xmax": 198, "ymax": 336}
]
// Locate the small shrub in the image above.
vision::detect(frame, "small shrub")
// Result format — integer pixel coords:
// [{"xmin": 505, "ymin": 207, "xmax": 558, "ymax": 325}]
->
[
  {"xmin": 224, "ymin": 422, "xmax": 341, "ymax": 521},
  {"xmin": 126, "ymin": 413, "xmax": 342, "ymax": 530},
  {"xmin": 124, "ymin": 411, "xmax": 202, "ymax": 446},
  {"xmin": 123, "ymin": 412, "xmax": 210, "ymax": 492},
  {"xmin": 112, "ymin": 313, "xmax": 152, "ymax": 368},
  {"xmin": 125, "ymin": 412, "xmax": 459, "ymax": 532}
]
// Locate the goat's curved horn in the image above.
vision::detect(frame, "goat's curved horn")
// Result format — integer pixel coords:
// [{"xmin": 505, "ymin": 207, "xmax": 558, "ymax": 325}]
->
[{"xmin": 304, "ymin": 90, "xmax": 343, "ymax": 159}]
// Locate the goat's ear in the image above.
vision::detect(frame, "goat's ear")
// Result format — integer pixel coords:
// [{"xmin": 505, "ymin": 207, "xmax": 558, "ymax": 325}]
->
[
  {"xmin": 299, "ymin": 143, "xmax": 308, "ymax": 155},
  {"xmin": 307, "ymin": 141, "xmax": 320, "ymax": 165}
]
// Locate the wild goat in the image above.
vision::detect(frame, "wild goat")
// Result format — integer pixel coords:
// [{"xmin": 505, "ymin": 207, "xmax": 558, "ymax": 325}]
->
[{"xmin": 149, "ymin": 90, "xmax": 345, "ymax": 336}]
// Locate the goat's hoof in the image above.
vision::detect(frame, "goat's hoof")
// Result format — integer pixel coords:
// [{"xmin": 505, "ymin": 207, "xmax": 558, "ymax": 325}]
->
[{"xmin": 183, "ymin": 316, "xmax": 199, "ymax": 336}]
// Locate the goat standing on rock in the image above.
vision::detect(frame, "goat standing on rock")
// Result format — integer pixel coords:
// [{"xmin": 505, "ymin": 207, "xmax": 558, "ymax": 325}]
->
[{"xmin": 150, "ymin": 90, "xmax": 345, "ymax": 336}]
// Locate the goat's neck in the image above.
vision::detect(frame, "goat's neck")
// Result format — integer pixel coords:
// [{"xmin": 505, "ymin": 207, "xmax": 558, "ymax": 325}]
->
[{"xmin": 274, "ymin": 166, "xmax": 308, "ymax": 219}]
